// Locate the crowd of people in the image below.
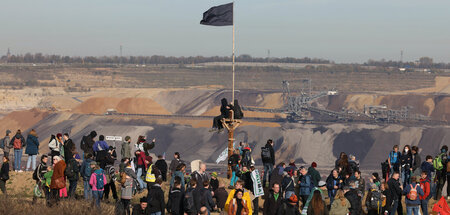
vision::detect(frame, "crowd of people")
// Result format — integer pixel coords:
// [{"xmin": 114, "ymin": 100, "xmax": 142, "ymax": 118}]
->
[{"xmin": 0, "ymin": 126, "xmax": 449, "ymax": 215}]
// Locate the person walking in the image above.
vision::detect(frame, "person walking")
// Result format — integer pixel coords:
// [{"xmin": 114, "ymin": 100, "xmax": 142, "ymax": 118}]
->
[
  {"xmin": 89, "ymin": 162, "xmax": 107, "ymax": 208},
  {"xmin": 0, "ymin": 156, "xmax": 10, "ymax": 195},
  {"xmin": 25, "ymin": 129, "xmax": 40, "ymax": 171},
  {"xmin": 2, "ymin": 130, "xmax": 12, "ymax": 159},
  {"xmin": 10, "ymin": 129, "xmax": 25, "ymax": 172},
  {"xmin": 262, "ymin": 139, "xmax": 275, "ymax": 188}
]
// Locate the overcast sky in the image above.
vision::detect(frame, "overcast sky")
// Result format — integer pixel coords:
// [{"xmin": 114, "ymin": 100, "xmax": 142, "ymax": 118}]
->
[{"xmin": 1, "ymin": 0, "xmax": 449, "ymax": 63}]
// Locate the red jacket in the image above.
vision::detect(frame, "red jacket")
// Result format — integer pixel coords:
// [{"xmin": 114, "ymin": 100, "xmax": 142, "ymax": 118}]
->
[{"xmin": 419, "ymin": 178, "xmax": 431, "ymax": 200}]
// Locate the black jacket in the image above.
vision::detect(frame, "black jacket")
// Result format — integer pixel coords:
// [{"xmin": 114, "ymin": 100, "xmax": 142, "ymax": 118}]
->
[
  {"xmin": 276, "ymin": 201, "xmax": 300, "ymax": 215},
  {"xmin": 400, "ymin": 152, "xmax": 413, "ymax": 169},
  {"xmin": 148, "ymin": 184, "xmax": 165, "ymax": 215},
  {"xmin": 195, "ymin": 187, "xmax": 215, "ymax": 212},
  {"xmin": 132, "ymin": 204, "xmax": 149, "ymax": 215},
  {"xmin": 263, "ymin": 143, "xmax": 275, "ymax": 165},
  {"xmin": 412, "ymin": 153, "xmax": 421, "ymax": 172},
  {"xmin": 167, "ymin": 188, "xmax": 184, "ymax": 215},
  {"xmin": 263, "ymin": 190, "xmax": 282, "ymax": 215},
  {"xmin": 382, "ymin": 189, "xmax": 393, "ymax": 213},
  {"xmin": 0, "ymin": 162, "xmax": 9, "ymax": 181},
  {"xmin": 214, "ymin": 187, "xmax": 228, "ymax": 209},
  {"xmin": 64, "ymin": 139, "xmax": 75, "ymax": 161},
  {"xmin": 155, "ymin": 159, "xmax": 168, "ymax": 181},
  {"xmin": 210, "ymin": 178, "xmax": 219, "ymax": 192},
  {"xmin": 81, "ymin": 135, "xmax": 95, "ymax": 155},
  {"xmin": 387, "ymin": 178, "xmax": 402, "ymax": 200},
  {"xmin": 344, "ymin": 189, "xmax": 362, "ymax": 215}
]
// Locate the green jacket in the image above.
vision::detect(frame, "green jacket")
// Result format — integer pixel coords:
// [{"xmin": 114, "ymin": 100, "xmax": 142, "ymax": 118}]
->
[
  {"xmin": 308, "ymin": 167, "xmax": 321, "ymax": 187},
  {"xmin": 121, "ymin": 141, "xmax": 132, "ymax": 159},
  {"xmin": 44, "ymin": 171, "xmax": 53, "ymax": 187},
  {"xmin": 329, "ymin": 198, "xmax": 351, "ymax": 215}
]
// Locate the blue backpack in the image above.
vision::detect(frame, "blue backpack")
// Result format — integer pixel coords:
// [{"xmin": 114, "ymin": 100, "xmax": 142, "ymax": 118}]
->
[
  {"xmin": 95, "ymin": 170, "xmax": 105, "ymax": 190},
  {"xmin": 83, "ymin": 160, "xmax": 93, "ymax": 179}
]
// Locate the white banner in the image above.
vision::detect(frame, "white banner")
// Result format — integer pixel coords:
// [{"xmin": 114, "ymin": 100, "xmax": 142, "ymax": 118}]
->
[
  {"xmin": 105, "ymin": 136, "xmax": 116, "ymax": 141},
  {"xmin": 251, "ymin": 169, "xmax": 264, "ymax": 197},
  {"xmin": 215, "ymin": 141, "xmax": 236, "ymax": 164}
]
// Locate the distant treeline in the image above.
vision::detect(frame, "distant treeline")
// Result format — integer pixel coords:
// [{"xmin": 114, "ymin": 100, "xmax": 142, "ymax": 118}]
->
[
  {"xmin": 365, "ymin": 57, "xmax": 450, "ymax": 69},
  {"xmin": 0, "ymin": 53, "xmax": 330, "ymax": 64}
]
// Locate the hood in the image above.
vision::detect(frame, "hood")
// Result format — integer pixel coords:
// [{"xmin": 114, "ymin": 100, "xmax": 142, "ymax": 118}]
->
[
  {"xmin": 29, "ymin": 130, "xmax": 38, "ymax": 137},
  {"xmin": 221, "ymin": 98, "xmax": 228, "ymax": 107},
  {"xmin": 90, "ymin": 131, "xmax": 97, "ymax": 138},
  {"xmin": 234, "ymin": 99, "xmax": 239, "ymax": 106},
  {"xmin": 15, "ymin": 134, "xmax": 22, "ymax": 138}
]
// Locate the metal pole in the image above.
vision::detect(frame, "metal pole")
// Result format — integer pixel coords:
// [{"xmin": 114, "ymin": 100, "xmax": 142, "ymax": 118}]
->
[{"xmin": 232, "ymin": 1, "xmax": 235, "ymax": 107}]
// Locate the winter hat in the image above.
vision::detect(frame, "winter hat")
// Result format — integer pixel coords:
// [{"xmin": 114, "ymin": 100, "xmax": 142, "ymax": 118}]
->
[
  {"xmin": 311, "ymin": 162, "xmax": 317, "ymax": 168},
  {"xmin": 140, "ymin": 197, "xmax": 147, "ymax": 203},
  {"xmin": 6, "ymin": 130, "xmax": 11, "ymax": 135},
  {"xmin": 56, "ymin": 133, "xmax": 62, "ymax": 139},
  {"xmin": 318, "ymin": 181, "xmax": 326, "ymax": 187},
  {"xmin": 211, "ymin": 172, "xmax": 218, "ymax": 178},
  {"xmin": 125, "ymin": 136, "xmax": 131, "ymax": 141},
  {"xmin": 288, "ymin": 194, "xmax": 298, "ymax": 203}
]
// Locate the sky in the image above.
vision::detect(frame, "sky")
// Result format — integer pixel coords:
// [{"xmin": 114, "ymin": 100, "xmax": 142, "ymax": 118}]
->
[{"xmin": 1, "ymin": 0, "xmax": 450, "ymax": 63}]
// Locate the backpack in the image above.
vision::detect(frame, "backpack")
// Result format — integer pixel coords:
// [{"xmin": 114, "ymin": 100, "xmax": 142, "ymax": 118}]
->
[
  {"xmin": 241, "ymin": 150, "xmax": 252, "ymax": 166},
  {"xmin": 433, "ymin": 153, "xmax": 445, "ymax": 171},
  {"xmin": 367, "ymin": 189, "xmax": 382, "ymax": 210},
  {"xmin": 407, "ymin": 184, "xmax": 419, "ymax": 201},
  {"xmin": 96, "ymin": 171, "xmax": 105, "ymax": 190},
  {"xmin": 32, "ymin": 166, "xmax": 39, "ymax": 181},
  {"xmin": 13, "ymin": 137, "xmax": 22, "ymax": 149},
  {"xmin": 83, "ymin": 161, "xmax": 92, "ymax": 179},
  {"xmin": 0, "ymin": 137, "xmax": 4, "ymax": 149},
  {"xmin": 184, "ymin": 189, "xmax": 196, "ymax": 213},
  {"xmin": 64, "ymin": 160, "xmax": 77, "ymax": 180},
  {"xmin": 261, "ymin": 147, "xmax": 271, "ymax": 161}
]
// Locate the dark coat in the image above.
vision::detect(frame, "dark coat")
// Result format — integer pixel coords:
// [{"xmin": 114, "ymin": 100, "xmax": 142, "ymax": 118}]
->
[
  {"xmin": 210, "ymin": 178, "xmax": 219, "ymax": 192},
  {"xmin": 169, "ymin": 159, "xmax": 182, "ymax": 174},
  {"xmin": 400, "ymin": 152, "xmax": 413, "ymax": 169},
  {"xmin": 382, "ymin": 189, "xmax": 393, "ymax": 213},
  {"xmin": 214, "ymin": 187, "xmax": 228, "ymax": 209},
  {"xmin": 196, "ymin": 187, "xmax": 215, "ymax": 212},
  {"xmin": 64, "ymin": 139, "xmax": 75, "ymax": 161},
  {"xmin": 262, "ymin": 143, "xmax": 275, "ymax": 165},
  {"xmin": 81, "ymin": 134, "xmax": 95, "ymax": 155},
  {"xmin": 326, "ymin": 174, "xmax": 342, "ymax": 199},
  {"xmin": 25, "ymin": 134, "xmax": 40, "ymax": 155},
  {"xmin": 344, "ymin": 189, "xmax": 362, "ymax": 215},
  {"xmin": 167, "ymin": 188, "xmax": 184, "ymax": 215},
  {"xmin": 132, "ymin": 204, "xmax": 149, "ymax": 215},
  {"xmin": 0, "ymin": 162, "xmax": 9, "ymax": 181},
  {"xmin": 412, "ymin": 153, "xmax": 421, "ymax": 172},
  {"xmin": 387, "ymin": 178, "xmax": 402, "ymax": 200},
  {"xmin": 270, "ymin": 166, "xmax": 284, "ymax": 188},
  {"xmin": 276, "ymin": 201, "xmax": 300, "ymax": 215},
  {"xmin": 263, "ymin": 190, "xmax": 282, "ymax": 215},
  {"xmin": 148, "ymin": 184, "xmax": 165, "ymax": 215},
  {"xmin": 307, "ymin": 167, "xmax": 321, "ymax": 187},
  {"xmin": 155, "ymin": 159, "xmax": 168, "ymax": 181}
]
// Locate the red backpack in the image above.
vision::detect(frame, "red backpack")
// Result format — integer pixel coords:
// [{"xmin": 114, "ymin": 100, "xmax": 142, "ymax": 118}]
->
[
  {"xmin": 13, "ymin": 138, "xmax": 22, "ymax": 149},
  {"xmin": 407, "ymin": 184, "xmax": 419, "ymax": 201}
]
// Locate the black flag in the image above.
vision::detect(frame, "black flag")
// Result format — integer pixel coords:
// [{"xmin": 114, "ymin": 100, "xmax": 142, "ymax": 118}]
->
[{"xmin": 200, "ymin": 3, "xmax": 233, "ymax": 26}]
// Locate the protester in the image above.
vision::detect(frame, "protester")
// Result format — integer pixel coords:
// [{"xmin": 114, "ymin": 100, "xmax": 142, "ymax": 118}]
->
[
  {"xmin": 32, "ymin": 155, "xmax": 48, "ymax": 203},
  {"xmin": 329, "ymin": 190, "xmax": 350, "ymax": 215},
  {"xmin": 65, "ymin": 153, "xmax": 80, "ymax": 198},
  {"xmin": 121, "ymin": 136, "xmax": 132, "ymax": 160},
  {"xmin": 307, "ymin": 190, "xmax": 328, "ymax": 215},
  {"xmin": 343, "ymin": 183, "xmax": 362, "ymax": 215},
  {"xmin": 10, "ymin": 129, "xmax": 25, "ymax": 172},
  {"xmin": 420, "ymin": 155, "xmax": 435, "ymax": 181},
  {"xmin": 169, "ymin": 152, "xmax": 183, "ymax": 176},
  {"xmin": 229, "ymin": 150, "xmax": 241, "ymax": 188},
  {"xmin": 228, "ymin": 189, "xmax": 249, "ymax": 215},
  {"xmin": 80, "ymin": 153, "xmax": 94, "ymax": 200},
  {"xmin": 50, "ymin": 156, "xmax": 66, "ymax": 206},
  {"xmin": 155, "ymin": 155, "xmax": 168, "ymax": 181},
  {"xmin": 277, "ymin": 194, "xmax": 301, "ymax": 215},
  {"xmin": 326, "ymin": 169, "xmax": 341, "ymax": 204},
  {"xmin": 388, "ymin": 145, "xmax": 401, "ymax": 175},
  {"xmin": 80, "ymin": 131, "xmax": 97, "ymax": 159},
  {"xmin": 147, "ymin": 177, "xmax": 165, "ymax": 215},
  {"xmin": 433, "ymin": 145, "xmax": 448, "ymax": 200},
  {"xmin": 419, "ymin": 171, "xmax": 431, "ymax": 215},
  {"xmin": 184, "ymin": 179, "xmax": 199, "ymax": 215},
  {"xmin": 387, "ymin": 172, "xmax": 403, "ymax": 215},
  {"xmin": 225, "ymin": 180, "xmax": 253, "ymax": 215},
  {"xmin": 0, "ymin": 156, "xmax": 9, "ymax": 195},
  {"xmin": 170, "ymin": 163, "xmax": 186, "ymax": 192},
  {"xmin": 262, "ymin": 139, "xmax": 275, "ymax": 188},
  {"xmin": 2, "ymin": 130, "xmax": 12, "ymax": 159},
  {"xmin": 240, "ymin": 144, "xmax": 253, "ymax": 168},
  {"xmin": 365, "ymin": 183, "xmax": 382, "ymax": 215},
  {"xmin": 25, "ymin": 129, "xmax": 40, "ymax": 171},
  {"xmin": 400, "ymin": 145, "xmax": 413, "ymax": 187},
  {"xmin": 335, "ymin": 152, "xmax": 347, "ymax": 169},
  {"xmin": 263, "ymin": 183, "xmax": 282, "ymax": 215},
  {"xmin": 93, "ymin": 135, "xmax": 109, "ymax": 163},
  {"xmin": 132, "ymin": 197, "xmax": 149, "ymax": 215},
  {"xmin": 232, "ymin": 99, "xmax": 244, "ymax": 119},
  {"xmin": 307, "ymin": 162, "xmax": 320, "ymax": 188},
  {"xmin": 210, "ymin": 172, "xmax": 219, "ymax": 191},
  {"xmin": 89, "ymin": 162, "xmax": 107, "ymax": 207},
  {"xmin": 211, "ymin": 98, "xmax": 230, "ymax": 133},
  {"xmin": 167, "ymin": 180, "xmax": 184, "ymax": 215},
  {"xmin": 298, "ymin": 167, "xmax": 312, "ymax": 207},
  {"xmin": 403, "ymin": 176, "xmax": 424, "ymax": 215},
  {"xmin": 63, "ymin": 133, "xmax": 75, "ymax": 162},
  {"xmin": 214, "ymin": 181, "xmax": 229, "ymax": 212},
  {"xmin": 136, "ymin": 149, "xmax": 148, "ymax": 190}
]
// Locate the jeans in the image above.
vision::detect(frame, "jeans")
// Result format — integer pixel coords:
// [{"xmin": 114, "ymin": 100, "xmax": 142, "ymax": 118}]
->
[
  {"xmin": 136, "ymin": 168, "xmax": 146, "ymax": 190},
  {"xmin": 68, "ymin": 180, "xmax": 78, "ymax": 198},
  {"xmin": 14, "ymin": 149, "xmax": 23, "ymax": 171},
  {"xmin": 150, "ymin": 212, "xmax": 161, "ymax": 215},
  {"xmin": 420, "ymin": 199, "xmax": 429, "ymax": 215},
  {"xmin": 83, "ymin": 180, "xmax": 92, "ymax": 200},
  {"xmin": 92, "ymin": 190, "xmax": 103, "ymax": 207},
  {"xmin": 263, "ymin": 163, "xmax": 273, "ymax": 187},
  {"xmin": 406, "ymin": 205, "xmax": 420, "ymax": 215},
  {"xmin": 26, "ymin": 154, "xmax": 37, "ymax": 171},
  {"xmin": 402, "ymin": 168, "xmax": 411, "ymax": 187},
  {"xmin": 230, "ymin": 171, "xmax": 238, "ymax": 186},
  {"xmin": 390, "ymin": 199, "xmax": 399, "ymax": 215}
]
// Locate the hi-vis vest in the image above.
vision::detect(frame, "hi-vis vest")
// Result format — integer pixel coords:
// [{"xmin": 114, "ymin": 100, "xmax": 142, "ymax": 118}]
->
[{"xmin": 145, "ymin": 164, "xmax": 156, "ymax": 182}]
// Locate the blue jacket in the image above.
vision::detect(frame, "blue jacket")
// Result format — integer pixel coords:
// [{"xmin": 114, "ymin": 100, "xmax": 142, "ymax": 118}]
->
[
  {"xmin": 326, "ymin": 175, "xmax": 341, "ymax": 198},
  {"xmin": 93, "ymin": 141, "xmax": 109, "ymax": 152},
  {"xmin": 420, "ymin": 161, "xmax": 434, "ymax": 180},
  {"xmin": 403, "ymin": 182, "xmax": 424, "ymax": 205},
  {"xmin": 25, "ymin": 134, "xmax": 39, "ymax": 155},
  {"xmin": 298, "ymin": 174, "xmax": 312, "ymax": 196},
  {"xmin": 170, "ymin": 171, "xmax": 185, "ymax": 191}
]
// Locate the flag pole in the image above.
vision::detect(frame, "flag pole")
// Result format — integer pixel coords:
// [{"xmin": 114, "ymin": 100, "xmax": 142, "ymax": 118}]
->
[{"xmin": 231, "ymin": 1, "xmax": 235, "ymax": 107}]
